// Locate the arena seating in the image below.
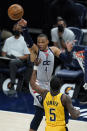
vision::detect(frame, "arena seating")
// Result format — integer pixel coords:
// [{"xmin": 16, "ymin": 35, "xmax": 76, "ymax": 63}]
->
[
  {"xmin": 0, "ymin": 59, "xmax": 29, "ymax": 94},
  {"xmin": 68, "ymin": 27, "xmax": 84, "ymax": 45},
  {"xmin": 55, "ymin": 45, "xmax": 86, "ymax": 99},
  {"xmin": 75, "ymin": 3, "xmax": 87, "ymax": 27}
]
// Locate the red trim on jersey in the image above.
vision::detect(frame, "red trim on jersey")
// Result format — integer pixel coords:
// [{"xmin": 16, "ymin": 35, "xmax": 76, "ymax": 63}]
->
[
  {"xmin": 43, "ymin": 50, "xmax": 48, "ymax": 52},
  {"xmin": 45, "ymin": 53, "xmax": 48, "ymax": 57}
]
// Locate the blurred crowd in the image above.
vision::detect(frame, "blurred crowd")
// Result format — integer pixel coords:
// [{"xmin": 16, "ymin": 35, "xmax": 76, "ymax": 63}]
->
[{"xmin": 0, "ymin": 0, "xmax": 87, "ymax": 103}]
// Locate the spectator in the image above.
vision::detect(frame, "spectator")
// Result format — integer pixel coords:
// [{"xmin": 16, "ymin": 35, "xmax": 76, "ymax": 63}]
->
[
  {"xmin": 51, "ymin": 17, "xmax": 75, "ymax": 50},
  {"xmin": 1, "ymin": 23, "xmax": 33, "ymax": 91}
]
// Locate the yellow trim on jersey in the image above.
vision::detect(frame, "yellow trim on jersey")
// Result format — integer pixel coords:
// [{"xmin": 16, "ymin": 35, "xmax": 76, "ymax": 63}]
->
[{"xmin": 43, "ymin": 92, "xmax": 66, "ymax": 127}]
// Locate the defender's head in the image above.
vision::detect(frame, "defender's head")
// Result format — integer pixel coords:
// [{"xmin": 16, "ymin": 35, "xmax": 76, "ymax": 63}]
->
[{"xmin": 50, "ymin": 75, "xmax": 62, "ymax": 95}]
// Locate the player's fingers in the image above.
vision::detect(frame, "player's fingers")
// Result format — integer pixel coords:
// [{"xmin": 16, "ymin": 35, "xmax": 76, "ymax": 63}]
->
[
  {"xmin": 73, "ymin": 40, "xmax": 77, "ymax": 44},
  {"xmin": 34, "ymin": 58, "xmax": 42, "ymax": 66},
  {"xmin": 18, "ymin": 19, "xmax": 27, "ymax": 27}
]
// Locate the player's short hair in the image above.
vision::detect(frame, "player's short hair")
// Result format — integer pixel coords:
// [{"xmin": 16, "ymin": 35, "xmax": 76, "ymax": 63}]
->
[
  {"xmin": 37, "ymin": 34, "xmax": 48, "ymax": 40},
  {"xmin": 50, "ymin": 75, "xmax": 62, "ymax": 92}
]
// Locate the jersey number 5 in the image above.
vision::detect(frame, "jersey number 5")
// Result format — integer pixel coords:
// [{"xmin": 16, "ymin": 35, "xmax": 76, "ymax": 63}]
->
[{"xmin": 49, "ymin": 108, "xmax": 56, "ymax": 121}]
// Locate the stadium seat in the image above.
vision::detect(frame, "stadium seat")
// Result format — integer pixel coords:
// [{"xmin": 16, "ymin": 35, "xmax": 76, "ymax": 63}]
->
[
  {"xmin": 0, "ymin": 56, "xmax": 32, "ymax": 94},
  {"xmin": 55, "ymin": 45, "xmax": 85, "ymax": 79},
  {"xmin": 55, "ymin": 45, "xmax": 86, "ymax": 99},
  {"xmin": 0, "ymin": 65, "xmax": 27, "ymax": 93},
  {"xmin": 68, "ymin": 27, "xmax": 84, "ymax": 45},
  {"xmin": 75, "ymin": 3, "xmax": 87, "ymax": 27}
]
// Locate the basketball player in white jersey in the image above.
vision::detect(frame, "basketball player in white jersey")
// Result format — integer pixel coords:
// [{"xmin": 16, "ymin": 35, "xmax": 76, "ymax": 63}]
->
[{"xmin": 18, "ymin": 19, "xmax": 74, "ymax": 131}]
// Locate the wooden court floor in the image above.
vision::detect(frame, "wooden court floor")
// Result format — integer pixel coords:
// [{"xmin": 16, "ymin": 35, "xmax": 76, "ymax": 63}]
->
[{"xmin": 0, "ymin": 110, "xmax": 87, "ymax": 131}]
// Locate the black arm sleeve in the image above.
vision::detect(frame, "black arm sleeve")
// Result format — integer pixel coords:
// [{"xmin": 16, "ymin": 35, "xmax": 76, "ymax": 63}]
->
[
  {"xmin": 22, "ymin": 27, "xmax": 34, "ymax": 48},
  {"xmin": 59, "ymin": 50, "xmax": 73, "ymax": 63}
]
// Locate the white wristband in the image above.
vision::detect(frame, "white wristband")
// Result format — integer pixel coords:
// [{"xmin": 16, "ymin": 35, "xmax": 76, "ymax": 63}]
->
[{"xmin": 34, "ymin": 65, "xmax": 38, "ymax": 70}]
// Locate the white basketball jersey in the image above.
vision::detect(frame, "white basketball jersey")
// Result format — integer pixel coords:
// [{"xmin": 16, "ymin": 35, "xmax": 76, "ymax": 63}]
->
[
  {"xmin": 29, "ymin": 48, "xmax": 54, "ymax": 107},
  {"xmin": 37, "ymin": 48, "xmax": 54, "ymax": 82}
]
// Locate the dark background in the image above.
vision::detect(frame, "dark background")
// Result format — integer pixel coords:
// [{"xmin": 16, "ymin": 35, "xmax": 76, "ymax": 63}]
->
[
  {"xmin": 0, "ymin": 0, "xmax": 87, "ymax": 38},
  {"xmin": 0, "ymin": 0, "xmax": 44, "ymax": 31}
]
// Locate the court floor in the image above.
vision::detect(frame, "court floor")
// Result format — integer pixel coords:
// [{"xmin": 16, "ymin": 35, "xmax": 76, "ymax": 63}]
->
[
  {"xmin": 0, "ymin": 110, "xmax": 87, "ymax": 131},
  {"xmin": 0, "ymin": 91, "xmax": 87, "ymax": 131}
]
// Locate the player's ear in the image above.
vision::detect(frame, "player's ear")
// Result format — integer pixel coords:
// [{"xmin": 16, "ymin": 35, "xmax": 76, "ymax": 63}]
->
[{"xmin": 47, "ymin": 39, "xmax": 49, "ymax": 45}]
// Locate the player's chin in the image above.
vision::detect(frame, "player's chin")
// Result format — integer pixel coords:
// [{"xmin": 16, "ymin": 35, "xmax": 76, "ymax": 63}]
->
[{"xmin": 39, "ymin": 47, "xmax": 44, "ymax": 51}]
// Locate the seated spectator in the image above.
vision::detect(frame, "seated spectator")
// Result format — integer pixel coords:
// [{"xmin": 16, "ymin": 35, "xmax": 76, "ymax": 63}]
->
[
  {"xmin": 51, "ymin": 17, "xmax": 75, "ymax": 51},
  {"xmin": 51, "ymin": 17, "xmax": 75, "ymax": 71},
  {"xmin": 1, "ymin": 23, "xmax": 33, "ymax": 91}
]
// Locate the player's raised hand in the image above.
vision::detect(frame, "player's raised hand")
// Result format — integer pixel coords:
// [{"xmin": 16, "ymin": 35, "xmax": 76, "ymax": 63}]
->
[
  {"xmin": 18, "ymin": 18, "xmax": 27, "ymax": 27},
  {"xmin": 34, "ymin": 58, "xmax": 42, "ymax": 66},
  {"xmin": 66, "ymin": 40, "xmax": 74, "ymax": 52}
]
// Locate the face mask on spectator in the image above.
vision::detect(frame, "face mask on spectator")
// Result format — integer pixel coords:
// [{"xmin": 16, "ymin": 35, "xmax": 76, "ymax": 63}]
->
[
  {"xmin": 13, "ymin": 30, "xmax": 21, "ymax": 36},
  {"xmin": 58, "ymin": 25, "xmax": 64, "ymax": 32}
]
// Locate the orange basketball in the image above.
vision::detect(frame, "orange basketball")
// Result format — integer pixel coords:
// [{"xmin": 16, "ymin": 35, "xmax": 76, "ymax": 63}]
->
[{"xmin": 8, "ymin": 4, "xmax": 24, "ymax": 20}]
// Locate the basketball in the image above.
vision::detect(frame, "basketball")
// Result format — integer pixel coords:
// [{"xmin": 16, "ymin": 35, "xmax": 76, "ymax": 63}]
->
[{"xmin": 8, "ymin": 4, "xmax": 24, "ymax": 20}]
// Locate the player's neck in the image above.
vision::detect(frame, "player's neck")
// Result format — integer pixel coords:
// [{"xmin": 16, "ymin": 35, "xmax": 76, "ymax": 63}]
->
[
  {"xmin": 43, "ymin": 47, "xmax": 48, "ymax": 52},
  {"xmin": 14, "ymin": 35, "xmax": 20, "ymax": 39},
  {"xmin": 50, "ymin": 90, "xmax": 60, "ymax": 96}
]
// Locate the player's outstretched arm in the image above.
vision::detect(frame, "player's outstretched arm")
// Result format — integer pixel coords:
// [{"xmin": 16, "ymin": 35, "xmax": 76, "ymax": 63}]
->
[
  {"xmin": 62, "ymin": 94, "xmax": 80, "ymax": 119},
  {"xmin": 50, "ymin": 46, "xmax": 73, "ymax": 63},
  {"xmin": 17, "ymin": 19, "xmax": 38, "ymax": 53},
  {"xmin": 30, "ymin": 67, "xmax": 48, "ymax": 97}
]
